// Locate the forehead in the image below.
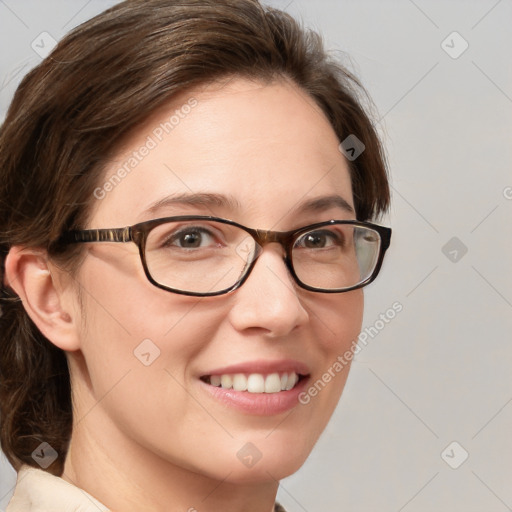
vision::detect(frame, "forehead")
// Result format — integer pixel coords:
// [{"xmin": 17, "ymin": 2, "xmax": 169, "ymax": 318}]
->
[{"xmin": 90, "ymin": 77, "xmax": 354, "ymax": 228}]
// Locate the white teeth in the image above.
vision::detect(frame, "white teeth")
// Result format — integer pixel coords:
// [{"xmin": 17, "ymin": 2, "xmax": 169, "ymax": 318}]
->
[
  {"xmin": 232, "ymin": 373, "xmax": 248, "ymax": 391},
  {"xmin": 264, "ymin": 373, "xmax": 282, "ymax": 393},
  {"xmin": 208, "ymin": 372, "xmax": 301, "ymax": 393},
  {"xmin": 220, "ymin": 374, "xmax": 233, "ymax": 389},
  {"xmin": 285, "ymin": 372, "xmax": 297, "ymax": 391},
  {"xmin": 247, "ymin": 374, "xmax": 265, "ymax": 393}
]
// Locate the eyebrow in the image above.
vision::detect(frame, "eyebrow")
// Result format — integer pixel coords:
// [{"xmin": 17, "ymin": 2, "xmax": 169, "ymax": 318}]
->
[
  {"xmin": 295, "ymin": 195, "xmax": 355, "ymax": 215},
  {"xmin": 142, "ymin": 192, "xmax": 355, "ymax": 218},
  {"xmin": 142, "ymin": 192, "xmax": 242, "ymax": 217}
]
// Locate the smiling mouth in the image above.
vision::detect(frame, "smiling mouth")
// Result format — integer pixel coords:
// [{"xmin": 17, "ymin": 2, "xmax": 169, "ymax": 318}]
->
[{"xmin": 200, "ymin": 372, "xmax": 308, "ymax": 393}]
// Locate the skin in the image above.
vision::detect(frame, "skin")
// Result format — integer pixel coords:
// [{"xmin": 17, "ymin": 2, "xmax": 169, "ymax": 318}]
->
[{"xmin": 6, "ymin": 77, "xmax": 363, "ymax": 512}]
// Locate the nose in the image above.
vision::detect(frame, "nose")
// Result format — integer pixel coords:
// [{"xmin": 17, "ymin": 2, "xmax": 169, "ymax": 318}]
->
[{"xmin": 227, "ymin": 244, "xmax": 309, "ymax": 337}]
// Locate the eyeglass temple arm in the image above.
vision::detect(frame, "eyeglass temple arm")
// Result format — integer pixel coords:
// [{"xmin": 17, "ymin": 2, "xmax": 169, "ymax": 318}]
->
[{"xmin": 60, "ymin": 227, "xmax": 133, "ymax": 244}]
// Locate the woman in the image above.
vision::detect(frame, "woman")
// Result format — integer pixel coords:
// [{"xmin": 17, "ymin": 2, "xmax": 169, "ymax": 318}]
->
[{"xmin": 0, "ymin": 0, "xmax": 391, "ymax": 511}]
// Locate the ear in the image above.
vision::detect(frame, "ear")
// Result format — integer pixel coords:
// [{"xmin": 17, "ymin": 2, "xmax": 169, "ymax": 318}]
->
[{"xmin": 4, "ymin": 246, "xmax": 81, "ymax": 351}]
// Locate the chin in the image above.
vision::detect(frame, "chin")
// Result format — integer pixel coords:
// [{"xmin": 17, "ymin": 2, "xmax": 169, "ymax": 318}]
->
[
  {"xmin": 220, "ymin": 430, "xmax": 317, "ymax": 483},
  {"xmin": 215, "ymin": 452, "xmax": 308, "ymax": 485}
]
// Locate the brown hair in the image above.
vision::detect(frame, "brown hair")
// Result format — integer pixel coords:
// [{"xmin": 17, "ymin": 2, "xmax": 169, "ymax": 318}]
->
[{"xmin": 0, "ymin": 0, "xmax": 390, "ymax": 476}]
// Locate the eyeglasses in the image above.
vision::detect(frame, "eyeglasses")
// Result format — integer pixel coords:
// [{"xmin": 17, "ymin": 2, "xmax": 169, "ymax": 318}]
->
[{"xmin": 59, "ymin": 216, "xmax": 391, "ymax": 296}]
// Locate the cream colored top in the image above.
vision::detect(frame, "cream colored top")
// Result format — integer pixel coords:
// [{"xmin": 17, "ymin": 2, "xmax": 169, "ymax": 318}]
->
[
  {"xmin": 7, "ymin": 464, "xmax": 288, "ymax": 511},
  {"xmin": 7, "ymin": 465, "xmax": 110, "ymax": 512}
]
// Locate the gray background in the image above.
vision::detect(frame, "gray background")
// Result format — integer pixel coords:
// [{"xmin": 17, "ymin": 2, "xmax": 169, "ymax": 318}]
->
[{"xmin": 1, "ymin": 1, "xmax": 511, "ymax": 511}]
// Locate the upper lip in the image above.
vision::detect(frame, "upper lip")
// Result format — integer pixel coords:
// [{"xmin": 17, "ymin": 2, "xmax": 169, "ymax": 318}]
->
[{"xmin": 201, "ymin": 359, "xmax": 311, "ymax": 377}]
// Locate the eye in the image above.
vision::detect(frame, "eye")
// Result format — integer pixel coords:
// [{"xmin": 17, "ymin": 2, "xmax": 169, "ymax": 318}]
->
[
  {"xmin": 295, "ymin": 229, "xmax": 342, "ymax": 249},
  {"xmin": 165, "ymin": 226, "xmax": 218, "ymax": 249}
]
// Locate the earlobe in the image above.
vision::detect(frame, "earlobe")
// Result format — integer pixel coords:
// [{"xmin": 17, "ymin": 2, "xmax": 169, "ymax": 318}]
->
[{"xmin": 4, "ymin": 246, "xmax": 81, "ymax": 351}]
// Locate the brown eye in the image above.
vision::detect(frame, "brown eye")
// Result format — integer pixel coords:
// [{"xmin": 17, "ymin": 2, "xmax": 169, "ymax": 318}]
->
[
  {"xmin": 295, "ymin": 230, "xmax": 341, "ymax": 249},
  {"xmin": 165, "ymin": 227, "xmax": 217, "ymax": 249}
]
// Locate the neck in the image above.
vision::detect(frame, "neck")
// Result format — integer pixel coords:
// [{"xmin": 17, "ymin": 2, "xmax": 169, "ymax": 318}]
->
[{"xmin": 62, "ymin": 403, "xmax": 279, "ymax": 512}]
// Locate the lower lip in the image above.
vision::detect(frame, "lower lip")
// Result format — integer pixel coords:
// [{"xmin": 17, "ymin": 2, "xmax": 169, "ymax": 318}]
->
[{"xmin": 199, "ymin": 377, "xmax": 310, "ymax": 416}]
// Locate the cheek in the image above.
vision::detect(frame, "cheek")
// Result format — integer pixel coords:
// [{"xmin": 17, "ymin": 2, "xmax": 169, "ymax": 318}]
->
[
  {"xmin": 299, "ymin": 289, "xmax": 364, "ymax": 417},
  {"xmin": 74, "ymin": 254, "xmax": 225, "ymax": 410},
  {"xmin": 310, "ymin": 288, "xmax": 364, "ymax": 353}
]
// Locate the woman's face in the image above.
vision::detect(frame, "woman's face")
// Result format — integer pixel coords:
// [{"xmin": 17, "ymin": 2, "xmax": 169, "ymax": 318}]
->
[{"xmin": 70, "ymin": 77, "xmax": 363, "ymax": 483}]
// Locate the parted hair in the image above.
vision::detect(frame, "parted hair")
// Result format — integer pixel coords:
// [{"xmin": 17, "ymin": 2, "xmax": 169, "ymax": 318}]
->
[{"xmin": 0, "ymin": 0, "xmax": 390, "ymax": 476}]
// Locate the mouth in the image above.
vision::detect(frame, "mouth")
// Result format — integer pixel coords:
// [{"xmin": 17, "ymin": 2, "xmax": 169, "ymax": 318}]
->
[
  {"xmin": 200, "ymin": 371, "xmax": 308, "ymax": 393},
  {"xmin": 198, "ymin": 359, "xmax": 311, "ymax": 415}
]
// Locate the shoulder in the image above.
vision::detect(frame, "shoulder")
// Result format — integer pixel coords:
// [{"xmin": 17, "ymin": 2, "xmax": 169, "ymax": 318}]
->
[{"xmin": 7, "ymin": 465, "xmax": 110, "ymax": 512}]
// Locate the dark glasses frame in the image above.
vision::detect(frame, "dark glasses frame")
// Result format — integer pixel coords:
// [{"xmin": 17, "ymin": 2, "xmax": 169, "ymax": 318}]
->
[{"xmin": 59, "ymin": 216, "xmax": 392, "ymax": 296}]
